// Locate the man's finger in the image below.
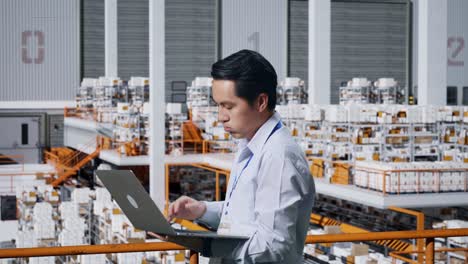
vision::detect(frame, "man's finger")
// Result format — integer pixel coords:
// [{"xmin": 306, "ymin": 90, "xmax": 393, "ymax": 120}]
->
[
  {"xmin": 167, "ymin": 203, "xmax": 175, "ymax": 219},
  {"xmin": 173, "ymin": 201, "xmax": 181, "ymax": 216},
  {"xmin": 166, "ymin": 213, "xmax": 174, "ymax": 222},
  {"xmin": 147, "ymin": 232, "xmax": 168, "ymax": 241}
]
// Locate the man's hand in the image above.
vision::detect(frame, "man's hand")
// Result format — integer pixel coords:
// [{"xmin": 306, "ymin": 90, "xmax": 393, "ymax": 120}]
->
[{"xmin": 167, "ymin": 196, "xmax": 206, "ymax": 221}]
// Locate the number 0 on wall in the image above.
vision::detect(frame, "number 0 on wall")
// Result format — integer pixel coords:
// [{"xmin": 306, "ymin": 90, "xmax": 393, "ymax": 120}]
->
[{"xmin": 21, "ymin": 31, "xmax": 45, "ymax": 64}]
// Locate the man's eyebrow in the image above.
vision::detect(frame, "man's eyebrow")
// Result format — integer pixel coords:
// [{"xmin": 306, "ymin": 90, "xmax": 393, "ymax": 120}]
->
[
  {"xmin": 219, "ymin": 101, "xmax": 235, "ymax": 106},
  {"xmin": 210, "ymin": 95, "xmax": 233, "ymax": 106}
]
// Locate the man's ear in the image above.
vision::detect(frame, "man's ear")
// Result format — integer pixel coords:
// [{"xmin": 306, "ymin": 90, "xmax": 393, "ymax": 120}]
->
[{"xmin": 256, "ymin": 93, "xmax": 269, "ymax": 112}]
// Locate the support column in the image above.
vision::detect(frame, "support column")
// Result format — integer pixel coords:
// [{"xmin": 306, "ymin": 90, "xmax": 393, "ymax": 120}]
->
[
  {"xmin": 149, "ymin": 0, "xmax": 166, "ymax": 209},
  {"xmin": 104, "ymin": 0, "xmax": 118, "ymax": 77},
  {"xmin": 308, "ymin": 0, "xmax": 331, "ymax": 105},
  {"xmin": 425, "ymin": 237, "xmax": 435, "ymax": 264},
  {"xmin": 417, "ymin": 0, "xmax": 447, "ymax": 105}
]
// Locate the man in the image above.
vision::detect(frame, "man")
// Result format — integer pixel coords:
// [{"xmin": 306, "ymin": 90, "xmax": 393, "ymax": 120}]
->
[{"xmin": 167, "ymin": 50, "xmax": 315, "ymax": 263}]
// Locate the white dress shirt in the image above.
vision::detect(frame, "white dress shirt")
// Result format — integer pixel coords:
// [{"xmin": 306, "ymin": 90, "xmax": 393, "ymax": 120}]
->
[{"xmin": 198, "ymin": 112, "xmax": 316, "ymax": 263}]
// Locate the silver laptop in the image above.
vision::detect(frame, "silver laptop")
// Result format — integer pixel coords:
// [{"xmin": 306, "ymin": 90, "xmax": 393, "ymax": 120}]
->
[{"xmin": 96, "ymin": 170, "xmax": 248, "ymax": 254}]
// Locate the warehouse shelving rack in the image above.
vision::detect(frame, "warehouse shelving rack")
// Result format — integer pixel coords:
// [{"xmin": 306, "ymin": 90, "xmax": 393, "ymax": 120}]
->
[
  {"xmin": 339, "ymin": 84, "xmax": 376, "ymax": 105},
  {"xmin": 411, "ymin": 123, "xmax": 440, "ymax": 162}
]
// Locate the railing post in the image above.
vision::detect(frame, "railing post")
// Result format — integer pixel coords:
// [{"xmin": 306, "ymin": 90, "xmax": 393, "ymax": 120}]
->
[
  {"xmin": 189, "ymin": 250, "xmax": 199, "ymax": 264},
  {"xmin": 389, "ymin": 206, "xmax": 425, "ymax": 263},
  {"xmin": 416, "ymin": 212, "xmax": 425, "ymax": 264},
  {"xmin": 215, "ymin": 172, "xmax": 220, "ymax": 201},
  {"xmin": 425, "ymin": 237, "xmax": 434, "ymax": 264},
  {"xmin": 165, "ymin": 163, "xmax": 170, "ymax": 212}
]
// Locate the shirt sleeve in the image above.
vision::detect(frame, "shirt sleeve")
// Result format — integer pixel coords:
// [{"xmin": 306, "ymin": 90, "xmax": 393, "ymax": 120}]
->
[
  {"xmin": 229, "ymin": 150, "xmax": 310, "ymax": 262},
  {"xmin": 197, "ymin": 201, "xmax": 224, "ymax": 229}
]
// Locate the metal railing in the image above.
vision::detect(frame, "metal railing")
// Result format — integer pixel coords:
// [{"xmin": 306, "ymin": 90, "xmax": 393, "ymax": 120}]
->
[
  {"xmin": 389, "ymin": 206, "xmax": 426, "ymax": 263},
  {"xmin": 0, "ymin": 228, "xmax": 467, "ymax": 263}
]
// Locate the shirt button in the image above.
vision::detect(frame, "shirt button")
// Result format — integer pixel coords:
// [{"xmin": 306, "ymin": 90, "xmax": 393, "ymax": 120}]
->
[{"xmin": 227, "ymin": 202, "xmax": 230, "ymax": 206}]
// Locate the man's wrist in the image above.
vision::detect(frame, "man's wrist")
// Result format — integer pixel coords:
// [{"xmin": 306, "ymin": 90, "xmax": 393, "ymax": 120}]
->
[{"xmin": 197, "ymin": 201, "xmax": 207, "ymax": 219}]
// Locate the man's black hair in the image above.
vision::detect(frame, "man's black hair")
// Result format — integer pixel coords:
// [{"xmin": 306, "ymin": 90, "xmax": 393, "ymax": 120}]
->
[{"xmin": 211, "ymin": 49, "xmax": 277, "ymax": 111}]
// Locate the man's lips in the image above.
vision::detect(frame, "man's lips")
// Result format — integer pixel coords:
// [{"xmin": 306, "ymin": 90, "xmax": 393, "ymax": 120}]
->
[{"xmin": 224, "ymin": 127, "xmax": 232, "ymax": 132}]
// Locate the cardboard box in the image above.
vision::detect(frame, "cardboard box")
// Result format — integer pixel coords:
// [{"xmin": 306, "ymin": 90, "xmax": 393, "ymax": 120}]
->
[
  {"xmin": 324, "ymin": 226, "xmax": 342, "ymax": 234},
  {"xmin": 450, "ymin": 258, "xmax": 466, "ymax": 264},
  {"xmin": 351, "ymin": 243, "xmax": 369, "ymax": 256}
]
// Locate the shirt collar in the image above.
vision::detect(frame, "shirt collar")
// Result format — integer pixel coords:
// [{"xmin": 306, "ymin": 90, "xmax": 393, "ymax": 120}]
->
[{"xmin": 242, "ymin": 111, "xmax": 281, "ymax": 156}]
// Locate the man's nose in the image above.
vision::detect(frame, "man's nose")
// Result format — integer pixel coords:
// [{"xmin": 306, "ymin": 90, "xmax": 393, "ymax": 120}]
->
[{"xmin": 218, "ymin": 110, "xmax": 228, "ymax": 122}]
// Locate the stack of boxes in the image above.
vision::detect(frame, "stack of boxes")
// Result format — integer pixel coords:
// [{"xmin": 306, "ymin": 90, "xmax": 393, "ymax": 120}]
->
[
  {"xmin": 349, "ymin": 106, "xmax": 382, "ymax": 162},
  {"xmin": 73, "ymin": 77, "xmax": 153, "ymax": 156},
  {"xmin": 16, "ymin": 185, "xmax": 98, "ymax": 263},
  {"xmin": 330, "ymin": 163, "xmax": 352, "ymax": 185},
  {"xmin": 324, "ymin": 106, "xmax": 352, "ymax": 182},
  {"xmin": 92, "ymin": 187, "xmax": 146, "ymax": 244},
  {"xmin": 32, "ymin": 203, "xmax": 55, "ymax": 241},
  {"xmin": 339, "ymin": 77, "xmax": 404, "ymax": 105},
  {"xmin": 28, "ymin": 257, "xmax": 56, "ymax": 264},
  {"xmin": 310, "ymin": 158, "xmax": 325, "ymax": 178},
  {"xmin": 128, "ymin": 77, "xmax": 149, "ymax": 111},
  {"xmin": 303, "ymin": 226, "xmax": 395, "ymax": 264},
  {"xmin": 91, "ymin": 186, "xmax": 188, "ymax": 263},
  {"xmin": 433, "ymin": 219, "xmax": 468, "ymax": 264},
  {"xmin": 301, "ymin": 122, "xmax": 326, "ymax": 158},
  {"xmin": 16, "ymin": 186, "xmax": 58, "ymax": 263},
  {"xmin": 58, "ymin": 201, "xmax": 86, "ymax": 246},
  {"xmin": 277, "ymin": 77, "xmax": 308, "ymax": 105},
  {"xmin": 80, "ymin": 254, "xmax": 107, "ymax": 264},
  {"xmin": 76, "ymin": 78, "xmax": 98, "ymax": 120},
  {"xmin": 439, "ymin": 107, "xmax": 463, "ymax": 162},
  {"xmin": 140, "ymin": 102, "xmax": 151, "ymax": 155},
  {"xmin": 187, "ymin": 77, "xmax": 213, "ymax": 108},
  {"xmin": 113, "ymin": 102, "xmax": 142, "ymax": 156},
  {"xmin": 296, "ymin": 105, "xmax": 468, "ymax": 185},
  {"xmin": 94, "ymin": 77, "xmax": 123, "ymax": 123},
  {"xmin": 374, "ymin": 78, "xmax": 404, "ymax": 104},
  {"xmin": 115, "ymin": 252, "xmax": 145, "ymax": 264},
  {"xmin": 355, "ymin": 161, "xmax": 468, "ymax": 194},
  {"xmin": 460, "ymin": 108, "xmax": 468, "ymax": 162},
  {"xmin": 339, "ymin": 78, "xmax": 374, "ymax": 105},
  {"xmin": 166, "ymin": 103, "xmax": 186, "ymax": 156},
  {"xmin": 413, "ymin": 122, "xmax": 439, "ymax": 161},
  {"xmin": 15, "ymin": 183, "xmax": 194, "ymax": 263}
]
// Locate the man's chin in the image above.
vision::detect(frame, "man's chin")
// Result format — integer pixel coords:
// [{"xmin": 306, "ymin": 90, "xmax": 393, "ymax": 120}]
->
[{"xmin": 229, "ymin": 132, "xmax": 242, "ymax": 139}]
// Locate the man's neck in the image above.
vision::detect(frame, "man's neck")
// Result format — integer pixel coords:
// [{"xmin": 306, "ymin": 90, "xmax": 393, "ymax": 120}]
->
[{"xmin": 245, "ymin": 111, "xmax": 274, "ymax": 141}]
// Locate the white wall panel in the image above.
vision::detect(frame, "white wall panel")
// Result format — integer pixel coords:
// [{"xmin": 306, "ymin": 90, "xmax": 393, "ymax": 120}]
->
[
  {"xmin": 331, "ymin": 1, "xmax": 408, "ymax": 104},
  {"xmin": 222, "ymin": 0, "xmax": 288, "ymax": 80},
  {"xmin": 413, "ymin": 0, "xmax": 468, "ymax": 104},
  {"xmin": 0, "ymin": 0, "xmax": 79, "ymax": 101},
  {"xmin": 447, "ymin": 0, "xmax": 468, "ymax": 98},
  {"xmin": 417, "ymin": 0, "xmax": 447, "ymax": 105}
]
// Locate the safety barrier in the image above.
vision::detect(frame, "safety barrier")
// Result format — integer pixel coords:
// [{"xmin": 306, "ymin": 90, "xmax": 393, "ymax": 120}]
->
[{"xmin": 0, "ymin": 228, "xmax": 467, "ymax": 263}]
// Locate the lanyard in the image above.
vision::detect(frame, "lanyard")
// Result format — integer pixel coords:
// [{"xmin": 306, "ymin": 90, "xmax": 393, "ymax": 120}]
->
[{"xmin": 224, "ymin": 120, "xmax": 282, "ymax": 216}]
